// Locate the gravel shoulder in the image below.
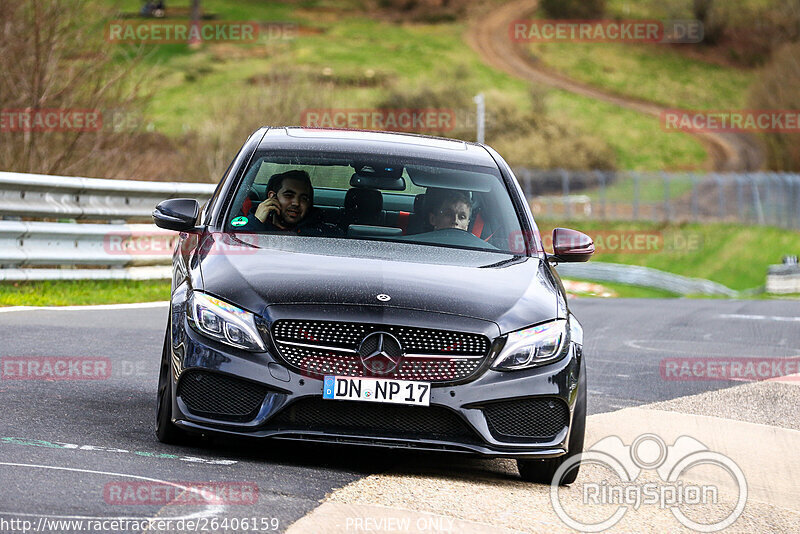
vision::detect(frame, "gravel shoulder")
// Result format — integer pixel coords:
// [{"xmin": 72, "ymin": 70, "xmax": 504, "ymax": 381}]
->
[{"xmin": 289, "ymin": 380, "xmax": 800, "ymax": 533}]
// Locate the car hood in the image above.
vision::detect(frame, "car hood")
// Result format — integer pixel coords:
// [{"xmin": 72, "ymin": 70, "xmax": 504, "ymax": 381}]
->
[{"xmin": 196, "ymin": 233, "xmax": 561, "ymax": 334}]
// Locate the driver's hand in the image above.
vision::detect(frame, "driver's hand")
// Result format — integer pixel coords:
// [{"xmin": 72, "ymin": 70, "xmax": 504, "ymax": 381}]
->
[{"xmin": 255, "ymin": 198, "xmax": 281, "ymax": 223}]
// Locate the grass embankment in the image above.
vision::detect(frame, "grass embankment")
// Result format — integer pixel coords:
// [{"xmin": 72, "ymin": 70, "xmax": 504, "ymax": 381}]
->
[
  {"xmin": 98, "ymin": 0, "xmax": 707, "ymax": 171},
  {"xmin": 528, "ymin": 0, "xmax": 761, "ymax": 111},
  {"xmin": 539, "ymin": 220, "xmax": 800, "ymax": 292},
  {"xmin": 0, "ymin": 280, "xmax": 170, "ymax": 307}
]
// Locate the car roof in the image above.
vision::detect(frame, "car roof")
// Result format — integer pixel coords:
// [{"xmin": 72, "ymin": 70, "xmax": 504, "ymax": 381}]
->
[{"xmin": 255, "ymin": 127, "xmax": 499, "ymax": 168}]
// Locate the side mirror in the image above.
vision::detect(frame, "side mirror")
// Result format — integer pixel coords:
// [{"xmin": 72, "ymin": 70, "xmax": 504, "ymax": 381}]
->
[
  {"xmin": 152, "ymin": 198, "xmax": 200, "ymax": 231},
  {"xmin": 550, "ymin": 227, "xmax": 594, "ymax": 262}
]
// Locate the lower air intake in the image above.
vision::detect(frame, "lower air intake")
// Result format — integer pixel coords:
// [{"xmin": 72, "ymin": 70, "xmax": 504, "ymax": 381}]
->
[
  {"xmin": 269, "ymin": 398, "xmax": 478, "ymax": 442},
  {"xmin": 482, "ymin": 398, "xmax": 569, "ymax": 441},
  {"xmin": 177, "ymin": 370, "xmax": 268, "ymax": 422}
]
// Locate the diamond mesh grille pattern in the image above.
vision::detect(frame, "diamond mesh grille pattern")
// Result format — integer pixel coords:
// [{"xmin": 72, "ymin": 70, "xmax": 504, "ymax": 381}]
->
[
  {"xmin": 482, "ymin": 398, "xmax": 569, "ymax": 440},
  {"xmin": 177, "ymin": 370, "xmax": 267, "ymax": 422},
  {"xmin": 271, "ymin": 320, "xmax": 491, "ymax": 383},
  {"xmin": 269, "ymin": 398, "xmax": 477, "ymax": 441}
]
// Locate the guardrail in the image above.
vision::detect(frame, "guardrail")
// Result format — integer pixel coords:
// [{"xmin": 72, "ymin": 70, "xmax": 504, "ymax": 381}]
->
[
  {"xmin": 554, "ymin": 262, "xmax": 739, "ymax": 297},
  {"xmin": 0, "ymin": 220, "xmax": 175, "ymax": 281},
  {"xmin": 0, "ymin": 221, "xmax": 174, "ymax": 267},
  {"xmin": 0, "ymin": 171, "xmax": 214, "ymax": 221},
  {"xmin": 0, "ymin": 171, "xmax": 771, "ymax": 291}
]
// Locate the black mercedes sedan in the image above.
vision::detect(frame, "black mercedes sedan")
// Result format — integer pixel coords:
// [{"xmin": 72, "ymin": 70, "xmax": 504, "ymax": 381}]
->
[{"xmin": 152, "ymin": 127, "xmax": 594, "ymax": 484}]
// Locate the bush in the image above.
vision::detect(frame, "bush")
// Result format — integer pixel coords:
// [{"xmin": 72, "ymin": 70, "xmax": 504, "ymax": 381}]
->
[
  {"xmin": 376, "ymin": 84, "xmax": 616, "ymax": 170},
  {"xmin": 179, "ymin": 68, "xmax": 339, "ymax": 181},
  {"xmin": 0, "ymin": 0, "xmax": 148, "ymax": 177},
  {"xmin": 748, "ymin": 42, "xmax": 800, "ymax": 171},
  {"xmin": 540, "ymin": 0, "xmax": 606, "ymax": 19},
  {"xmin": 371, "ymin": 0, "xmax": 472, "ymax": 22}
]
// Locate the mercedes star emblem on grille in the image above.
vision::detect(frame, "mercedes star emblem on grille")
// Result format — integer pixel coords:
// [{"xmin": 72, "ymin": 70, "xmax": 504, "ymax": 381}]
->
[
  {"xmin": 376, "ymin": 294, "xmax": 391, "ymax": 302},
  {"xmin": 358, "ymin": 331, "xmax": 403, "ymax": 375}
]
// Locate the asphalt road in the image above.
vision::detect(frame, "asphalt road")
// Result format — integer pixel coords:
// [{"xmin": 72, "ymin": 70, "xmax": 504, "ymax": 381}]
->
[{"xmin": 0, "ymin": 298, "xmax": 798, "ymax": 533}]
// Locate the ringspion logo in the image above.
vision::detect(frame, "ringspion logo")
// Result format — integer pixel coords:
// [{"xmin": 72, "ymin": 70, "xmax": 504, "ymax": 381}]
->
[{"xmin": 551, "ymin": 434, "xmax": 747, "ymax": 532}]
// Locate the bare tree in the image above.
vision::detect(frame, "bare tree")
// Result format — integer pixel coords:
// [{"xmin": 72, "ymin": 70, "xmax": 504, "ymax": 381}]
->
[{"xmin": 0, "ymin": 0, "xmax": 145, "ymax": 176}]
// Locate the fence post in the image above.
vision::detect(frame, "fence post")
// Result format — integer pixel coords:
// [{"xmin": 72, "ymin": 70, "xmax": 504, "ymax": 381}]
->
[
  {"xmin": 633, "ymin": 172, "xmax": 640, "ymax": 221},
  {"xmin": 765, "ymin": 173, "xmax": 774, "ymax": 226},
  {"xmin": 781, "ymin": 172, "xmax": 792, "ymax": 229},
  {"xmin": 560, "ymin": 169, "xmax": 570, "ymax": 220},
  {"xmin": 751, "ymin": 173, "xmax": 765, "ymax": 225},
  {"xmin": 795, "ymin": 175, "xmax": 800, "ymax": 229},
  {"xmin": 714, "ymin": 173, "xmax": 725, "ymax": 221},
  {"xmin": 521, "ymin": 168, "xmax": 532, "ymax": 200},
  {"xmin": 690, "ymin": 172, "xmax": 700, "ymax": 222},
  {"xmin": 662, "ymin": 171, "xmax": 671, "ymax": 223},
  {"xmin": 736, "ymin": 175, "xmax": 745, "ymax": 224},
  {"xmin": 595, "ymin": 170, "xmax": 607, "ymax": 220}
]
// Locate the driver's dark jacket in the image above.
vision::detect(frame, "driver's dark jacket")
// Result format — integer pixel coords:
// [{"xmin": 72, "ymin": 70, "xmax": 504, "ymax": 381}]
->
[{"xmin": 238, "ymin": 208, "xmax": 343, "ymax": 237}]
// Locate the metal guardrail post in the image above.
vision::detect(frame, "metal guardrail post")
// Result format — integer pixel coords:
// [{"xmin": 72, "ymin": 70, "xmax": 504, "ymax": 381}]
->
[
  {"xmin": 662, "ymin": 171, "xmax": 671, "ymax": 223},
  {"xmin": 633, "ymin": 172, "xmax": 640, "ymax": 221},
  {"xmin": 714, "ymin": 173, "xmax": 725, "ymax": 221},
  {"xmin": 691, "ymin": 173, "xmax": 699, "ymax": 222}
]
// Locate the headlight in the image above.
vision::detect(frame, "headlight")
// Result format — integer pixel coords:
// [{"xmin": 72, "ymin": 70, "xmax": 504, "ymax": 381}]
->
[
  {"xmin": 186, "ymin": 292, "xmax": 265, "ymax": 352},
  {"xmin": 492, "ymin": 319, "xmax": 568, "ymax": 370}
]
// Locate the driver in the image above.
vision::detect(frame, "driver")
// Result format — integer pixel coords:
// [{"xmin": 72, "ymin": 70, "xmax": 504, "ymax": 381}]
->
[{"xmin": 426, "ymin": 189, "xmax": 472, "ymax": 231}]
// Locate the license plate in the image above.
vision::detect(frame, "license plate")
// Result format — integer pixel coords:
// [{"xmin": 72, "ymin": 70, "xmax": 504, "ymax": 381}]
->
[{"xmin": 322, "ymin": 376, "xmax": 430, "ymax": 406}]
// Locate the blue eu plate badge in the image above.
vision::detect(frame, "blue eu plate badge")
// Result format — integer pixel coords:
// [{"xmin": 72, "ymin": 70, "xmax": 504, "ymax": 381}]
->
[{"xmin": 322, "ymin": 376, "xmax": 335, "ymax": 399}]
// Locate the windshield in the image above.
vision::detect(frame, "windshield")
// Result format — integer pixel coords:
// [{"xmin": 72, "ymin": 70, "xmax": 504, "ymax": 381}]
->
[{"xmin": 223, "ymin": 151, "xmax": 527, "ymax": 256}]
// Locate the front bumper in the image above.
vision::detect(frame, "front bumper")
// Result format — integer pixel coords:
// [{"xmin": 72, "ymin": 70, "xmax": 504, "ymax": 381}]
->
[{"xmin": 168, "ymin": 307, "xmax": 583, "ymax": 459}]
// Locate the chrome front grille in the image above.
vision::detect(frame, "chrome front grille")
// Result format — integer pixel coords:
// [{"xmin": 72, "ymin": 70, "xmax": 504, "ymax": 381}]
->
[{"xmin": 271, "ymin": 320, "xmax": 491, "ymax": 383}]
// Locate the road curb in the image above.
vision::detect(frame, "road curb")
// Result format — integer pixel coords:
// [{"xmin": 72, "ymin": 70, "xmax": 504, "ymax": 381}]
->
[{"xmin": 287, "ymin": 407, "xmax": 800, "ymax": 533}]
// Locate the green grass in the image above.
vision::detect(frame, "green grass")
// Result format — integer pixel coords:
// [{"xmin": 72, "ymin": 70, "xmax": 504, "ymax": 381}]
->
[
  {"xmin": 545, "ymin": 92, "xmax": 707, "ymax": 171},
  {"xmin": 94, "ymin": 0, "xmax": 709, "ymax": 171},
  {"xmin": 539, "ymin": 220, "xmax": 800, "ymax": 290},
  {"xmin": 582, "ymin": 171, "xmax": 697, "ymax": 204},
  {"xmin": 527, "ymin": 41, "xmax": 753, "ymax": 111},
  {"xmin": 563, "ymin": 277, "xmax": 680, "ymax": 298},
  {"xmin": 526, "ymin": 0, "xmax": 773, "ymax": 114},
  {"xmin": 0, "ymin": 280, "xmax": 170, "ymax": 307}
]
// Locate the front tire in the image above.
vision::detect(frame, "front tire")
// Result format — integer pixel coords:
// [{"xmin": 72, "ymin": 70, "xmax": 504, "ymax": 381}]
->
[
  {"xmin": 155, "ymin": 326, "xmax": 191, "ymax": 444},
  {"xmin": 517, "ymin": 355, "xmax": 586, "ymax": 485}
]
